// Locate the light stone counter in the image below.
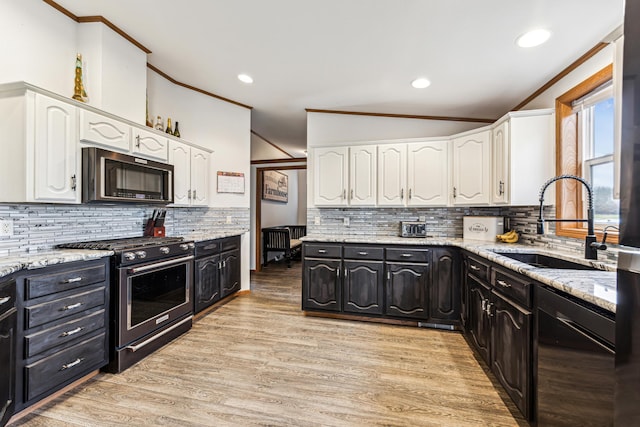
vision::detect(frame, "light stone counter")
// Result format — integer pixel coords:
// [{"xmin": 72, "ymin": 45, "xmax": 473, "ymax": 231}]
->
[
  {"xmin": 176, "ymin": 229, "xmax": 248, "ymax": 243},
  {"xmin": 301, "ymin": 234, "xmax": 617, "ymax": 313},
  {"xmin": 0, "ymin": 249, "xmax": 114, "ymax": 279}
]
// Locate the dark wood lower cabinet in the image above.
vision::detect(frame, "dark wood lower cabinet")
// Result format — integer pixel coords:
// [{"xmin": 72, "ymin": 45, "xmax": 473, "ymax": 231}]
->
[
  {"xmin": 0, "ymin": 278, "xmax": 16, "ymax": 427},
  {"xmin": 302, "ymin": 258, "xmax": 341, "ymax": 312},
  {"xmin": 385, "ymin": 262, "xmax": 430, "ymax": 319},
  {"xmin": 343, "ymin": 261, "xmax": 384, "ymax": 315},
  {"xmin": 220, "ymin": 249, "xmax": 241, "ymax": 298},
  {"xmin": 467, "ymin": 276, "xmax": 492, "ymax": 365},
  {"xmin": 491, "ymin": 292, "xmax": 531, "ymax": 419},
  {"xmin": 194, "ymin": 254, "xmax": 220, "ymax": 313},
  {"xmin": 464, "ymin": 252, "xmax": 533, "ymax": 420},
  {"xmin": 429, "ymin": 248, "xmax": 460, "ymax": 325}
]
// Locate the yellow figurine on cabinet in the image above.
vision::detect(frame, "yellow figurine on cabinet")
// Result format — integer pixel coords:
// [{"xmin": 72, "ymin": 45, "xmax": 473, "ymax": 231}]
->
[{"xmin": 72, "ymin": 53, "xmax": 88, "ymax": 102}]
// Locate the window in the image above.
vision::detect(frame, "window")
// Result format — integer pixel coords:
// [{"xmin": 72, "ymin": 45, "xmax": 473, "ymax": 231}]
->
[{"xmin": 555, "ymin": 64, "xmax": 619, "ymax": 243}]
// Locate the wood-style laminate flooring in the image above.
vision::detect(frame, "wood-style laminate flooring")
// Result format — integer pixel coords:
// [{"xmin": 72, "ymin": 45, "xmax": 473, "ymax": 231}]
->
[{"xmin": 10, "ymin": 260, "xmax": 527, "ymax": 427}]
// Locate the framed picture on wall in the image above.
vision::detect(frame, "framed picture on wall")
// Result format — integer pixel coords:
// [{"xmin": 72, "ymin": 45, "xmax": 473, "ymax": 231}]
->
[{"xmin": 262, "ymin": 170, "xmax": 288, "ymax": 203}]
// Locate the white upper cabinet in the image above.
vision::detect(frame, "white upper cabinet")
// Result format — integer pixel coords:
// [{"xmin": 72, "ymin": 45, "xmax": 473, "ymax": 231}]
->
[
  {"xmin": 377, "ymin": 144, "xmax": 407, "ymax": 206},
  {"xmin": 407, "ymin": 141, "xmax": 449, "ymax": 206},
  {"xmin": 79, "ymin": 109, "xmax": 131, "ymax": 152},
  {"xmin": 492, "ymin": 121, "xmax": 509, "ymax": 204},
  {"xmin": 452, "ymin": 130, "xmax": 491, "ymax": 205},
  {"xmin": 313, "ymin": 146, "xmax": 349, "ymax": 206},
  {"xmin": 32, "ymin": 93, "xmax": 80, "ymax": 203},
  {"xmin": 132, "ymin": 127, "xmax": 169, "ymax": 161},
  {"xmin": 190, "ymin": 147, "xmax": 210, "ymax": 206},
  {"xmin": 168, "ymin": 140, "xmax": 210, "ymax": 207},
  {"xmin": 349, "ymin": 145, "xmax": 377, "ymax": 206},
  {"xmin": 493, "ymin": 110, "xmax": 554, "ymax": 205}
]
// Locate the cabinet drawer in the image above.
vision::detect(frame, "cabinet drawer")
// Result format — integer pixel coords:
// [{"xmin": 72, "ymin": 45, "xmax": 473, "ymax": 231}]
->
[
  {"xmin": 304, "ymin": 244, "xmax": 341, "ymax": 258},
  {"xmin": 491, "ymin": 268, "xmax": 532, "ymax": 308},
  {"xmin": 79, "ymin": 109, "xmax": 131, "ymax": 152},
  {"xmin": 25, "ymin": 332, "xmax": 106, "ymax": 401},
  {"xmin": 25, "ymin": 264, "xmax": 106, "ymax": 299},
  {"xmin": 196, "ymin": 239, "xmax": 220, "ymax": 258},
  {"xmin": 343, "ymin": 246, "xmax": 384, "ymax": 260},
  {"xmin": 25, "ymin": 309, "xmax": 105, "ymax": 358},
  {"xmin": 467, "ymin": 256, "xmax": 490, "ymax": 282},
  {"xmin": 386, "ymin": 248, "xmax": 430, "ymax": 263},
  {"xmin": 220, "ymin": 236, "xmax": 240, "ymax": 252},
  {"xmin": 25, "ymin": 287, "xmax": 106, "ymax": 329}
]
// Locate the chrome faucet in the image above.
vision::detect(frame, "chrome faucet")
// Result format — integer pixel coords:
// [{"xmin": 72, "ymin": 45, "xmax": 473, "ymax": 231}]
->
[{"xmin": 537, "ymin": 174, "xmax": 598, "ymax": 260}]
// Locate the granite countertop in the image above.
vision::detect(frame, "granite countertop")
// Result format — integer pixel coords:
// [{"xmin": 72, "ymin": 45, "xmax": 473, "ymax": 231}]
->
[
  {"xmin": 0, "ymin": 230, "xmax": 248, "ymax": 280},
  {"xmin": 176, "ymin": 229, "xmax": 248, "ymax": 243},
  {"xmin": 301, "ymin": 234, "xmax": 617, "ymax": 313},
  {"xmin": 0, "ymin": 249, "xmax": 114, "ymax": 279}
]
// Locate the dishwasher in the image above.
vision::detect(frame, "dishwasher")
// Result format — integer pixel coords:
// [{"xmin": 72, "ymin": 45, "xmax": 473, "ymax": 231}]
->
[{"xmin": 536, "ymin": 285, "xmax": 615, "ymax": 426}]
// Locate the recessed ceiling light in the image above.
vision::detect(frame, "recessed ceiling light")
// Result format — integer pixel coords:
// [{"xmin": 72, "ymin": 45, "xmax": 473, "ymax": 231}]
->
[
  {"xmin": 516, "ymin": 29, "xmax": 551, "ymax": 48},
  {"xmin": 411, "ymin": 78, "xmax": 431, "ymax": 89},
  {"xmin": 238, "ymin": 74, "xmax": 253, "ymax": 84}
]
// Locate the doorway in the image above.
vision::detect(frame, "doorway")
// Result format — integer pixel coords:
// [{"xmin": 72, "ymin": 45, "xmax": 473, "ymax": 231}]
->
[{"xmin": 255, "ymin": 165, "xmax": 307, "ymax": 272}]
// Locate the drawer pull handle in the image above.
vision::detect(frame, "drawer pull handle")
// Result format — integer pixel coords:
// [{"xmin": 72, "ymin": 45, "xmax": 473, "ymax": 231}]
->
[
  {"xmin": 0, "ymin": 296, "xmax": 10, "ymax": 305},
  {"xmin": 497, "ymin": 280, "xmax": 512, "ymax": 288},
  {"xmin": 469, "ymin": 265, "xmax": 480, "ymax": 271},
  {"xmin": 62, "ymin": 277, "xmax": 82, "ymax": 284},
  {"xmin": 401, "ymin": 253, "xmax": 413, "ymax": 258},
  {"xmin": 61, "ymin": 327, "xmax": 84, "ymax": 337},
  {"xmin": 358, "ymin": 251, "xmax": 368, "ymax": 255},
  {"xmin": 61, "ymin": 302, "xmax": 82, "ymax": 311},
  {"xmin": 60, "ymin": 358, "xmax": 84, "ymax": 371},
  {"xmin": 318, "ymin": 249, "xmax": 327, "ymax": 254}
]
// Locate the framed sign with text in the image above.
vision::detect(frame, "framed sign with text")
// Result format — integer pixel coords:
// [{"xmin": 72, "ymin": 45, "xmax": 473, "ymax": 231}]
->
[{"xmin": 262, "ymin": 170, "xmax": 288, "ymax": 203}]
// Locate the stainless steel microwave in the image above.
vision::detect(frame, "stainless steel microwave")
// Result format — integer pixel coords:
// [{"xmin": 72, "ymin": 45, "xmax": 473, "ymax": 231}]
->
[{"xmin": 82, "ymin": 147, "xmax": 174, "ymax": 204}]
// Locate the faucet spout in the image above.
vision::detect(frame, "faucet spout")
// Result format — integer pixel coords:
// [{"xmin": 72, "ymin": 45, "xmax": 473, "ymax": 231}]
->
[{"xmin": 537, "ymin": 174, "xmax": 597, "ymax": 260}]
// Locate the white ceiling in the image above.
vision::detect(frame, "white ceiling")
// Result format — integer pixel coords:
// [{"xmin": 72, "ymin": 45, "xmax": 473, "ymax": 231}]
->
[{"xmin": 55, "ymin": 0, "xmax": 624, "ymax": 157}]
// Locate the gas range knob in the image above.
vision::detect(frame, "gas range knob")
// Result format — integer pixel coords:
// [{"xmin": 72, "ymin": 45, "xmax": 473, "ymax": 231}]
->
[
  {"xmin": 123, "ymin": 252, "xmax": 136, "ymax": 261},
  {"xmin": 159, "ymin": 247, "xmax": 170, "ymax": 254},
  {"xmin": 180, "ymin": 244, "xmax": 189, "ymax": 251},
  {"xmin": 135, "ymin": 251, "xmax": 147, "ymax": 259}
]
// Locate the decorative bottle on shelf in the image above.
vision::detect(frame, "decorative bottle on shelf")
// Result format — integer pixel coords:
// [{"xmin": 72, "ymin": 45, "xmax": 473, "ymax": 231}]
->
[
  {"xmin": 155, "ymin": 116, "xmax": 163, "ymax": 131},
  {"xmin": 173, "ymin": 121, "xmax": 180, "ymax": 138},
  {"xmin": 72, "ymin": 53, "xmax": 88, "ymax": 102},
  {"xmin": 165, "ymin": 118, "xmax": 173, "ymax": 134}
]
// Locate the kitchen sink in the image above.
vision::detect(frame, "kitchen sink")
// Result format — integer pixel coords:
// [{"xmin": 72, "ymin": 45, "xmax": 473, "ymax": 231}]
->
[{"xmin": 493, "ymin": 252, "xmax": 597, "ymax": 270}]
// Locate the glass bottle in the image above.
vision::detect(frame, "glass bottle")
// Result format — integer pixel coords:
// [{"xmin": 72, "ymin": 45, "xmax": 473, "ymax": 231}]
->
[
  {"xmin": 173, "ymin": 121, "xmax": 181, "ymax": 138},
  {"xmin": 155, "ymin": 116, "xmax": 163, "ymax": 131},
  {"xmin": 165, "ymin": 118, "xmax": 173, "ymax": 134}
]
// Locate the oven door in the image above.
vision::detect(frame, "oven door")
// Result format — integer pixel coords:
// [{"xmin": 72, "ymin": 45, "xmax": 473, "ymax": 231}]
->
[{"xmin": 116, "ymin": 255, "xmax": 193, "ymax": 348}]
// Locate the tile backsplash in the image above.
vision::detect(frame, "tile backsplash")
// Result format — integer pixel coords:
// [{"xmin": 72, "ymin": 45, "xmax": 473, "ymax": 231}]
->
[
  {"xmin": 308, "ymin": 205, "xmax": 622, "ymax": 263},
  {"xmin": 0, "ymin": 204, "xmax": 249, "ymax": 255}
]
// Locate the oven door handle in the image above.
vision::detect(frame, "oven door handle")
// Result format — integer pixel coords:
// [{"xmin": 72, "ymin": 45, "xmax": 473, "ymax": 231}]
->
[
  {"xmin": 125, "ymin": 316, "xmax": 193, "ymax": 352},
  {"xmin": 127, "ymin": 255, "xmax": 194, "ymax": 274}
]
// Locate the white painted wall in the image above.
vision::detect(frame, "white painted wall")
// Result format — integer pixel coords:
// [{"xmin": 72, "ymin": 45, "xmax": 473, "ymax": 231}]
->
[
  {"xmin": 521, "ymin": 45, "xmax": 614, "ymax": 109},
  {"xmin": 0, "ymin": 0, "xmax": 77, "ymax": 95},
  {"xmin": 147, "ymin": 69, "xmax": 251, "ymax": 208},
  {"xmin": 78, "ymin": 23, "xmax": 147, "ymax": 124},
  {"xmin": 251, "ymin": 133, "xmax": 295, "ymax": 160},
  {"xmin": 297, "ymin": 170, "xmax": 307, "ymax": 224}
]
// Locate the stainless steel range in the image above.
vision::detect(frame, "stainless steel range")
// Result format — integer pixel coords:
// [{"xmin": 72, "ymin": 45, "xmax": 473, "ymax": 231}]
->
[{"xmin": 59, "ymin": 237, "xmax": 195, "ymax": 373}]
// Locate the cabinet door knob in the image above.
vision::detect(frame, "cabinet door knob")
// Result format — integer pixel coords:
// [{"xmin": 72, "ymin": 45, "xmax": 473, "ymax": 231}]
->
[
  {"xmin": 350, "ymin": 189, "xmax": 354, "ymax": 200},
  {"xmin": 188, "ymin": 189, "xmax": 192, "ymax": 200},
  {"xmin": 136, "ymin": 135, "xmax": 141, "ymax": 148},
  {"xmin": 401, "ymin": 188, "xmax": 404, "ymax": 200},
  {"xmin": 193, "ymin": 189, "xmax": 197, "ymax": 200},
  {"xmin": 343, "ymin": 189, "xmax": 346, "ymax": 199},
  {"xmin": 409, "ymin": 188, "xmax": 412, "ymax": 199},
  {"xmin": 499, "ymin": 181, "xmax": 504, "ymax": 196},
  {"xmin": 71, "ymin": 174, "xmax": 77, "ymax": 191},
  {"xmin": 469, "ymin": 265, "xmax": 480, "ymax": 271},
  {"xmin": 453, "ymin": 187, "xmax": 457, "ymax": 198}
]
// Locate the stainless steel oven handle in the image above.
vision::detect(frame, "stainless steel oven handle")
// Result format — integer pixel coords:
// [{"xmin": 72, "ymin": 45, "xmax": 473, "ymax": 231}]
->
[
  {"xmin": 125, "ymin": 316, "xmax": 193, "ymax": 353},
  {"xmin": 128, "ymin": 255, "xmax": 194, "ymax": 274}
]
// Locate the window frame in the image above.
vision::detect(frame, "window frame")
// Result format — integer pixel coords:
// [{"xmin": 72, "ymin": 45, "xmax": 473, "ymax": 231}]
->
[{"xmin": 555, "ymin": 64, "xmax": 618, "ymax": 243}]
